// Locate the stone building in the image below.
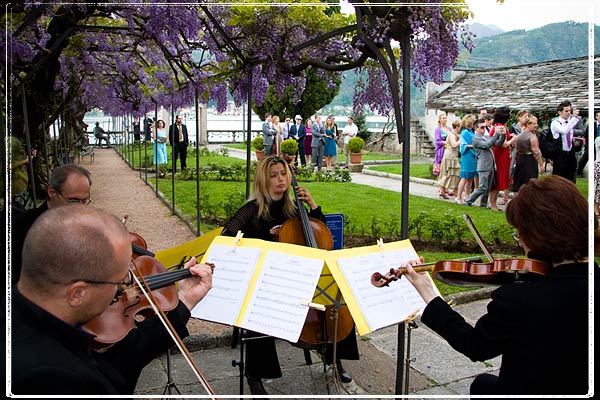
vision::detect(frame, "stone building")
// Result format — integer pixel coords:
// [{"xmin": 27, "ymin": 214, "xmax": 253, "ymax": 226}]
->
[{"xmin": 417, "ymin": 55, "xmax": 599, "ymax": 146}]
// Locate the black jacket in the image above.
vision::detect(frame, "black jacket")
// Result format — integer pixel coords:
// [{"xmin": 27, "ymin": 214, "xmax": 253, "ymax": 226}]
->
[
  {"xmin": 10, "ymin": 287, "xmax": 191, "ymax": 395},
  {"xmin": 421, "ymin": 262, "xmax": 593, "ymax": 395},
  {"xmin": 289, "ymin": 124, "xmax": 306, "ymax": 142},
  {"xmin": 168, "ymin": 123, "xmax": 189, "ymax": 146},
  {"xmin": 10, "ymin": 201, "xmax": 49, "ymax": 287}
]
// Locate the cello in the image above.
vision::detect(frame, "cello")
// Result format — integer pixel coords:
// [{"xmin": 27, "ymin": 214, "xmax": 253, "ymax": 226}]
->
[{"xmin": 277, "ymin": 159, "xmax": 354, "ymax": 350}]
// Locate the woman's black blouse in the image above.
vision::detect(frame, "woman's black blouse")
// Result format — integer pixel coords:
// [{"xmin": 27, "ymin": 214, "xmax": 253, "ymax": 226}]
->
[{"xmin": 222, "ymin": 198, "xmax": 325, "ymax": 241}]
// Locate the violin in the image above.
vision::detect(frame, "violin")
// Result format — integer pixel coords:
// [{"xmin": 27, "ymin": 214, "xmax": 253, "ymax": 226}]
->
[
  {"xmin": 82, "ymin": 255, "xmax": 214, "ymax": 349},
  {"xmin": 372, "ymin": 213, "xmax": 551, "ymax": 288},
  {"xmin": 89, "ymin": 224, "xmax": 217, "ymax": 396},
  {"xmin": 277, "ymin": 159, "xmax": 353, "ymax": 347},
  {"xmin": 371, "ymin": 256, "xmax": 550, "ymax": 287}
]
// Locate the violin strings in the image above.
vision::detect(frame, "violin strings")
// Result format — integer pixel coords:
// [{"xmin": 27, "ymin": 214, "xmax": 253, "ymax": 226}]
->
[
  {"xmin": 143, "ymin": 269, "xmax": 192, "ymax": 290},
  {"xmin": 123, "ymin": 269, "xmax": 192, "ymax": 298}
]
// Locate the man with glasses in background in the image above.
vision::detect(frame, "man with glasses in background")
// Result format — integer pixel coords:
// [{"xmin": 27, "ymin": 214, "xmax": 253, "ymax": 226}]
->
[
  {"xmin": 464, "ymin": 119, "xmax": 506, "ymax": 207},
  {"xmin": 550, "ymin": 100, "xmax": 581, "ymax": 182},
  {"xmin": 11, "ymin": 164, "xmax": 92, "ymax": 286}
]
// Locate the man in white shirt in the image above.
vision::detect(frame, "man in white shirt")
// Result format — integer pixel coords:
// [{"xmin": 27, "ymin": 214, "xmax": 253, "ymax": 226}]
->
[
  {"xmin": 340, "ymin": 116, "xmax": 358, "ymax": 165},
  {"xmin": 289, "ymin": 115, "xmax": 307, "ymax": 166},
  {"xmin": 282, "ymin": 117, "xmax": 291, "ymax": 140},
  {"xmin": 550, "ymin": 100, "xmax": 580, "ymax": 182}
]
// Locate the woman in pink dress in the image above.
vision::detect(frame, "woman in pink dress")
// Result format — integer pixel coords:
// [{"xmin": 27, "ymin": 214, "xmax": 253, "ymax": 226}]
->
[
  {"xmin": 488, "ymin": 106, "xmax": 517, "ymax": 210},
  {"xmin": 304, "ymin": 117, "xmax": 313, "ymax": 166}
]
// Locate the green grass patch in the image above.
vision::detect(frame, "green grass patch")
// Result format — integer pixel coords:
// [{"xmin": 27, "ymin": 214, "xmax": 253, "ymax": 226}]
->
[
  {"xmin": 224, "ymin": 143, "xmax": 247, "ymax": 150},
  {"xmin": 153, "ymin": 177, "xmax": 513, "ymax": 246}
]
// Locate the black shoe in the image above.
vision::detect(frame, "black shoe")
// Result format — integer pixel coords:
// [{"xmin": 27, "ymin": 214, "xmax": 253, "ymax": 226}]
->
[
  {"xmin": 336, "ymin": 360, "xmax": 352, "ymax": 383},
  {"xmin": 247, "ymin": 376, "xmax": 267, "ymax": 395}
]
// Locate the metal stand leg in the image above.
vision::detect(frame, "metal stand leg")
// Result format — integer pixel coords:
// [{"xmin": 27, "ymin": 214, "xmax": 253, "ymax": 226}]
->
[
  {"xmin": 404, "ymin": 321, "xmax": 418, "ymax": 395},
  {"xmin": 303, "ymin": 349, "xmax": 313, "ymax": 365},
  {"xmin": 162, "ymin": 348, "xmax": 182, "ymax": 395},
  {"xmin": 231, "ymin": 328, "xmax": 245, "ymax": 395}
]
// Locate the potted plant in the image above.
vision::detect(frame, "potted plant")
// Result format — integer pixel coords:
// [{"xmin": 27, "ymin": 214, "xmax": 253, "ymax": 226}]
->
[
  {"xmin": 251, "ymin": 136, "xmax": 265, "ymax": 160},
  {"xmin": 279, "ymin": 138, "xmax": 297, "ymax": 164},
  {"xmin": 347, "ymin": 137, "xmax": 365, "ymax": 165}
]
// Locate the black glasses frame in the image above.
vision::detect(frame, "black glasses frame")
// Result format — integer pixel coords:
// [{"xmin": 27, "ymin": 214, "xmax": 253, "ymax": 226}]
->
[
  {"xmin": 77, "ymin": 269, "xmax": 134, "ymax": 287},
  {"xmin": 52, "ymin": 186, "xmax": 92, "ymax": 205},
  {"xmin": 76, "ymin": 269, "xmax": 135, "ymax": 303}
]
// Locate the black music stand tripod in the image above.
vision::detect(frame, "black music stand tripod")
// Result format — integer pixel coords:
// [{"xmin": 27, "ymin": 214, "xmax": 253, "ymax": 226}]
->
[{"xmin": 162, "ymin": 348, "xmax": 182, "ymax": 395}]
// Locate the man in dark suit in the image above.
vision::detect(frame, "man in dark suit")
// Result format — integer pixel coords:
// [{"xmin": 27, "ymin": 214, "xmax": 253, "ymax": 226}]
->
[
  {"xmin": 11, "ymin": 205, "xmax": 213, "ymax": 395},
  {"xmin": 143, "ymin": 117, "xmax": 153, "ymax": 142},
  {"xmin": 288, "ymin": 114, "xmax": 307, "ymax": 166},
  {"xmin": 169, "ymin": 114, "xmax": 189, "ymax": 171},
  {"xmin": 261, "ymin": 113, "xmax": 276, "ymax": 156},
  {"xmin": 550, "ymin": 100, "xmax": 580, "ymax": 182},
  {"xmin": 132, "ymin": 118, "xmax": 141, "ymax": 142},
  {"xmin": 311, "ymin": 115, "xmax": 325, "ymax": 171},
  {"xmin": 593, "ymin": 112, "xmax": 600, "ymax": 160}
]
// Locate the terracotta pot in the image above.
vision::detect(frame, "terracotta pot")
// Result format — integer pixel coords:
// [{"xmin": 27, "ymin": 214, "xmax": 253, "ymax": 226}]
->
[
  {"xmin": 255, "ymin": 150, "xmax": 265, "ymax": 161},
  {"xmin": 349, "ymin": 152, "xmax": 363, "ymax": 164}
]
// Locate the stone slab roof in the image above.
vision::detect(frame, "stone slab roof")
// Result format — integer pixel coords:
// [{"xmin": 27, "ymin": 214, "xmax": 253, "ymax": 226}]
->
[{"xmin": 426, "ymin": 55, "xmax": 599, "ymax": 114}]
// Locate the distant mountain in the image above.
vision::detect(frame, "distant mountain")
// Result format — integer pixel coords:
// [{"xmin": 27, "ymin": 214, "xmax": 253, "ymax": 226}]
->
[
  {"xmin": 469, "ymin": 23, "xmax": 503, "ymax": 38},
  {"xmin": 462, "ymin": 21, "xmax": 599, "ymax": 69}
]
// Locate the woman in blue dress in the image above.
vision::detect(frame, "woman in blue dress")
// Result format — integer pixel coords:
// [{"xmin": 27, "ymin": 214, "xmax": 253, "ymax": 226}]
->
[
  {"xmin": 323, "ymin": 116, "xmax": 337, "ymax": 171},
  {"xmin": 455, "ymin": 115, "xmax": 478, "ymax": 204},
  {"xmin": 152, "ymin": 119, "xmax": 168, "ymax": 176}
]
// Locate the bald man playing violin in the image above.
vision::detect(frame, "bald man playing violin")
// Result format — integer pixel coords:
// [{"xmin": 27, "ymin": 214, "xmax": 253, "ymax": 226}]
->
[
  {"xmin": 402, "ymin": 175, "xmax": 594, "ymax": 396},
  {"xmin": 9, "ymin": 205, "xmax": 213, "ymax": 395}
]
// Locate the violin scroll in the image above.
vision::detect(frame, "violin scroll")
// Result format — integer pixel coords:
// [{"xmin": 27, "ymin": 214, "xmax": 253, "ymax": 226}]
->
[{"xmin": 371, "ymin": 265, "xmax": 435, "ymax": 288}]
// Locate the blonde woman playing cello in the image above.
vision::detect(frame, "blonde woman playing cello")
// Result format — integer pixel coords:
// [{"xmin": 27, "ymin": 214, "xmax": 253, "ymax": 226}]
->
[{"xmin": 222, "ymin": 156, "xmax": 358, "ymax": 395}]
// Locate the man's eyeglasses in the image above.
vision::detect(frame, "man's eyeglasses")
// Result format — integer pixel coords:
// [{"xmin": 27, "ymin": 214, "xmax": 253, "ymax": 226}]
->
[
  {"xmin": 52, "ymin": 187, "xmax": 91, "ymax": 205},
  {"xmin": 477, "ymin": 125, "xmax": 486, "ymax": 130},
  {"xmin": 75, "ymin": 270, "xmax": 135, "ymax": 303}
]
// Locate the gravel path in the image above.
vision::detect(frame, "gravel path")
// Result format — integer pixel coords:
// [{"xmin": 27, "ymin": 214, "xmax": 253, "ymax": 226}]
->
[{"xmin": 81, "ymin": 147, "xmax": 229, "ymax": 336}]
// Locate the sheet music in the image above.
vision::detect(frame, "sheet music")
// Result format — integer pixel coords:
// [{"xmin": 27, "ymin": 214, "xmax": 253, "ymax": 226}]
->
[
  {"xmin": 191, "ymin": 244, "xmax": 261, "ymax": 325},
  {"xmin": 241, "ymin": 250, "xmax": 324, "ymax": 343},
  {"xmin": 336, "ymin": 247, "xmax": 429, "ymax": 332}
]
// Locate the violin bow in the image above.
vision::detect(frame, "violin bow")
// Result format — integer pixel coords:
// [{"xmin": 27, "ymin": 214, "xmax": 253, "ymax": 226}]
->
[
  {"xmin": 463, "ymin": 213, "xmax": 494, "ymax": 263},
  {"xmin": 130, "ymin": 263, "xmax": 217, "ymax": 398}
]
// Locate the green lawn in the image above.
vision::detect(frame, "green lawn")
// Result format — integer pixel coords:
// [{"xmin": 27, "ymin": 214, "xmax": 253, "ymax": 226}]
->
[
  {"xmin": 155, "ymin": 177, "xmax": 514, "ymax": 245},
  {"xmin": 117, "ymin": 146, "xmax": 592, "ymax": 298}
]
